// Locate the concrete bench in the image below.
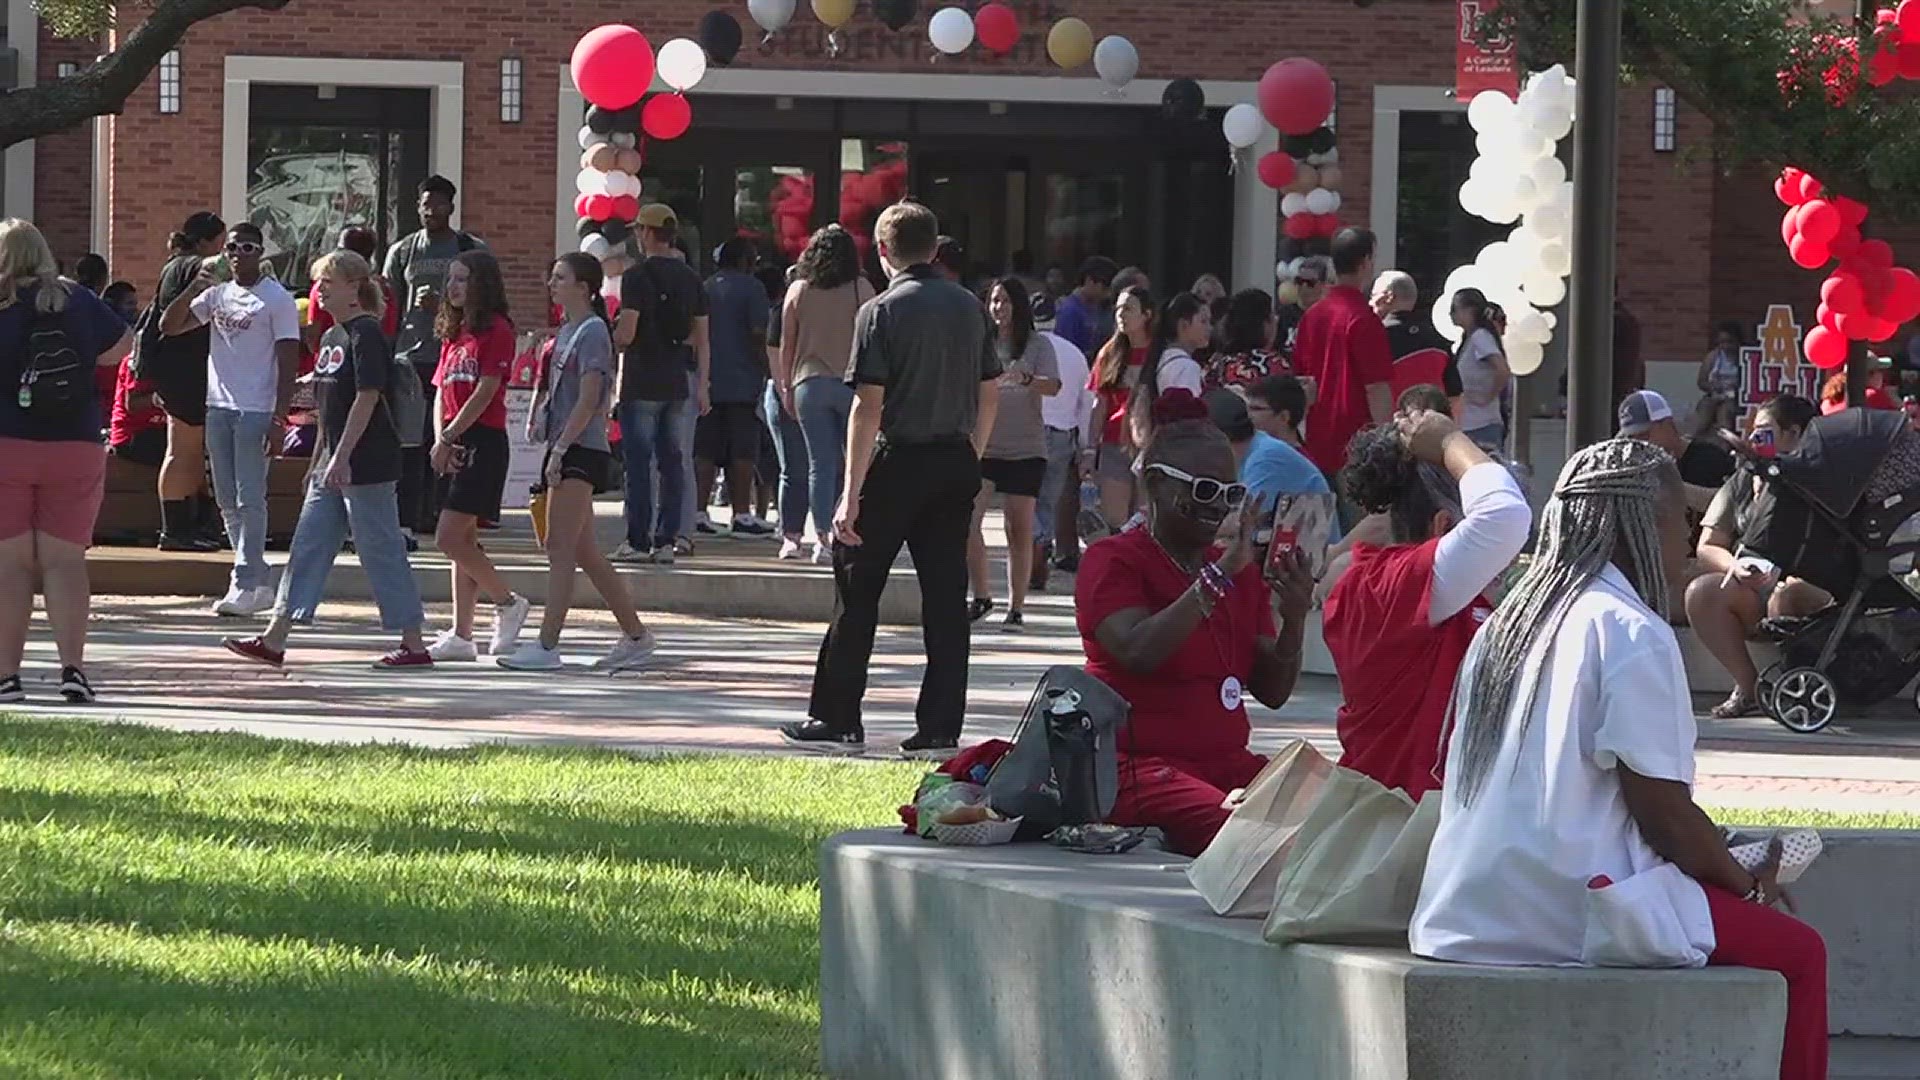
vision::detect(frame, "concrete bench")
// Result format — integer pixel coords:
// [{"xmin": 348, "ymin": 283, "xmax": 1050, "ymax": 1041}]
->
[{"xmin": 820, "ymin": 830, "xmax": 1790, "ymax": 1080}]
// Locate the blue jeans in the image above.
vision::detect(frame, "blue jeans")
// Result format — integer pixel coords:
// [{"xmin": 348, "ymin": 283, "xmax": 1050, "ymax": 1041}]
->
[
  {"xmin": 762, "ymin": 381, "xmax": 810, "ymax": 535},
  {"xmin": 794, "ymin": 375, "xmax": 853, "ymax": 540},
  {"xmin": 1035, "ymin": 425, "xmax": 1078, "ymax": 545},
  {"xmin": 620, "ymin": 399, "xmax": 690, "ymax": 548},
  {"xmin": 274, "ymin": 475, "xmax": 424, "ymax": 631},
  {"xmin": 205, "ymin": 406, "xmax": 274, "ymax": 591}
]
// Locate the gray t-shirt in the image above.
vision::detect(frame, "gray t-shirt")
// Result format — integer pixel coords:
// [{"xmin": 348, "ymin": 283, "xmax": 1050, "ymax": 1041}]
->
[
  {"xmin": 848, "ymin": 265, "xmax": 1002, "ymax": 442},
  {"xmin": 384, "ymin": 229, "xmax": 485, "ymax": 367},
  {"xmin": 540, "ymin": 316, "xmax": 615, "ymax": 453},
  {"xmin": 983, "ymin": 333, "xmax": 1059, "ymax": 462}
]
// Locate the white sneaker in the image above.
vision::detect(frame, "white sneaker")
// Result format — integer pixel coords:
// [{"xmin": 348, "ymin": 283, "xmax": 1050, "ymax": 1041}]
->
[
  {"xmin": 427, "ymin": 629, "xmax": 478, "ymax": 662},
  {"xmin": 233, "ymin": 585, "xmax": 276, "ymax": 615},
  {"xmin": 778, "ymin": 536, "xmax": 804, "ymax": 560},
  {"xmin": 491, "ymin": 594, "xmax": 532, "ymax": 655},
  {"xmin": 609, "ymin": 542, "xmax": 648, "ymax": 564},
  {"xmin": 497, "ymin": 640, "xmax": 564, "ymax": 671},
  {"xmin": 811, "ymin": 540, "xmax": 833, "ymax": 566},
  {"xmin": 596, "ymin": 629, "xmax": 658, "ymax": 672},
  {"xmin": 211, "ymin": 587, "xmax": 249, "ymax": 616}
]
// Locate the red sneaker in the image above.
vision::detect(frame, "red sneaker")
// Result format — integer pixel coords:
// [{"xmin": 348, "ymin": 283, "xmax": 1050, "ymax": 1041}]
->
[
  {"xmin": 223, "ymin": 636, "xmax": 285, "ymax": 669},
  {"xmin": 373, "ymin": 646, "xmax": 433, "ymax": 671}
]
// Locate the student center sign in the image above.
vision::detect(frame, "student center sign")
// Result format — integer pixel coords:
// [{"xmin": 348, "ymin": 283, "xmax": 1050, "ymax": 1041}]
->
[{"xmin": 1739, "ymin": 305, "xmax": 1825, "ymax": 426}]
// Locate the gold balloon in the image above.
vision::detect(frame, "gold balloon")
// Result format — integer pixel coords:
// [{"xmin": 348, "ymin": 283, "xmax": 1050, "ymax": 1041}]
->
[
  {"xmin": 1286, "ymin": 164, "xmax": 1320, "ymax": 193},
  {"xmin": 1277, "ymin": 281, "xmax": 1300, "ymax": 307},
  {"xmin": 1318, "ymin": 165, "xmax": 1343, "ymax": 190},
  {"xmin": 813, "ymin": 0, "xmax": 855, "ymax": 29},
  {"xmin": 588, "ymin": 144, "xmax": 618, "ymax": 172},
  {"xmin": 1047, "ymin": 17, "xmax": 1093, "ymax": 69},
  {"xmin": 615, "ymin": 147, "xmax": 644, "ymax": 174}
]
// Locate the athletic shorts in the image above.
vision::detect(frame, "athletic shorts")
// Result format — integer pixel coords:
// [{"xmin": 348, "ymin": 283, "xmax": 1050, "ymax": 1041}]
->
[
  {"xmin": 980, "ymin": 456, "xmax": 1047, "ymax": 498},
  {"xmin": 436, "ymin": 425, "xmax": 510, "ymax": 521},
  {"xmin": 151, "ymin": 364, "xmax": 207, "ymax": 427},
  {"xmin": 109, "ymin": 428, "xmax": 167, "ymax": 469},
  {"xmin": 695, "ymin": 402, "xmax": 766, "ymax": 464},
  {"xmin": 540, "ymin": 444, "xmax": 613, "ymax": 494},
  {"xmin": 0, "ymin": 437, "xmax": 106, "ymax": 547}
]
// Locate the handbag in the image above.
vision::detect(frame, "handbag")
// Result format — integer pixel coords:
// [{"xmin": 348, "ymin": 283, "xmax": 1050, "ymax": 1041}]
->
[
  {"xmin": 985, "ymin": 666, "xmax": 1129, "ymax": 836},
  {"xmin": 1261, "ymin": 771, "xmax": 1442, "ymax": 946},
  {"xmin": 1185, "ymin": 739, "xmax": 1335, "ymax": 918}
]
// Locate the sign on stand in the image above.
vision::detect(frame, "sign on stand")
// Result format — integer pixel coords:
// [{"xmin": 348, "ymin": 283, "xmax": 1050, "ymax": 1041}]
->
[
  {"xmin": 1737, "ymin": 304, "xmax": 1822, "ymax": 429},
  {"xmin": 502, "ymin": 334, "xmax": 550, "ymax": 511}
]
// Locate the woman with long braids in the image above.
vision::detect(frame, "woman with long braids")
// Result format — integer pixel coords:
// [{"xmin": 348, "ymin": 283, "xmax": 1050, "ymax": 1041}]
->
[
  {"xmin": 1075, "ymin": 389, "xmax": 1314, "ymax": 857},
  {"xmin": 1321, "ymin": 407, "xmax": 1530, "ymax": 797},
  {"xmin": 1411, "ymin": 438, "xmax": 1828, "ymax": 1080}
]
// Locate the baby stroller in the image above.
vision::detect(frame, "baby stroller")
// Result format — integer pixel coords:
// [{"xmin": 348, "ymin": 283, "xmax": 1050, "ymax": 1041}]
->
[{"xmin": 1740, "ymin": 408, "xmax": 1920, "ymax": 733}]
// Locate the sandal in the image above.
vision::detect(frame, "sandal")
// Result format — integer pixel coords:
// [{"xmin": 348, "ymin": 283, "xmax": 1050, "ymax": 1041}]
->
[
  {"xmin": 968, "ymin": 597, "xmax": 995, "ymax": 623},
  {"xmin": 1709, "ymin": 690, "xmax": 1765, "ymax": 720}
]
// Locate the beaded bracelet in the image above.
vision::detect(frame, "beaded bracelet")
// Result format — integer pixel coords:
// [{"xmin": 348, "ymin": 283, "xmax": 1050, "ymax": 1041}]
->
[{"xmin": 1198, "ymin": 561, "xmax": 1234, "ymax": 600}]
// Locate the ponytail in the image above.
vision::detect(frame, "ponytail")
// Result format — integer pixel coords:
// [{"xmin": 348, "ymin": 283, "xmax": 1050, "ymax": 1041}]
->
[
  {"xmin": 589, "ymin": 291, "xmax": 611, "ymax": 325},
  {"xmin": 167, "ymin": 232, "xmax": 190, "ymax": 255}
]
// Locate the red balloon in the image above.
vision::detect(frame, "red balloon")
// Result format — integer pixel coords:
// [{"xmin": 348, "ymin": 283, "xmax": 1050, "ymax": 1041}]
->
[
  {"xmin": 571, "ymin": 25, "xmax": 656, "ymax": 111},
  {"xmin": 1789, "ymin": 233, "xmax": 1831, "ymax": 269},
  {"xmin": 1898, "ymin": 39, "xmax": 1920, "ymax": 79},
  {"xmin": 1778, "ymin": 167, "xmax": 1810, "ymax": 205},
  {"xmin": 1805, "ymin": 325, "xmax": 1848, "ymax": 369},
  {"xmin": 1867, "ymin": 315, "xmax": 1899, "ymax": 342},
  {"xmin": 1836, "ymin": 309, "xmax": 1871, "ymax": 340},
  {"xmin": 584, "ymin": 194, "xmax": 614, "ymax": 222},
  {"xmin": 1257, "ymin": 152, "xmax": 1297, "ymax": 190},
  {"xmin": 1901, "ymin": 0, "xmax": 1920, "ymax": 42},
  {"xmin": 1316, "ymin": 213, "xmax": 1342, "ymax": 238},
  {"xmin": 642, "ymin": 93, "xmax": 693, "ymax": 140},
  {"xmin": 1797, "ymin": 171, "xmax": 1824, "ymax": 203},
  {"xmin": 1258, "ymin": 57, "xmax": 1336, "ymax": 137},
  {"xmin": 1823, "ymin": 271, "xmax": 1866, "ymax": 315},
  {"xmin": 610, "ymin": 194, "xmax": 640, "ymax": 222},
  {"xmin": 1869, "ymin": 40, "xmax": 1900, "ymax": 86},
  {"xmin": 973, "ymin": 3, "xmax": 1019, "ymax": 55},
  {"xmin": 1818, "ymin": 302, "xmax": 1842, "ymax": 333},
  {"xmin": 1797, "ymin": 199, "xmax": 1841, "ymax": 244},
  {"xmin": 1836, "ymin": 196, "xmax": 1870, "ymax": 227},
  {"xmin": 574, "ymin": 193, "xmax": 593, "ymax": 219},
  {"xmin": 1282, "ymin": 213, "xmax": 1317, "ymax": 240},
  {"xmin": 1780, "ymin": 208, "xmax": 1801, "ymax": 248},
  {"xmin": 1830, "ymin": 224, "xmax": 1863, "ymax": 261},
  {"xmin": 1886, "ymin": 267, "xmax": 1920, "ymax": 323},
  {"xmin": 1854, "ymin": 238, "xmax": 1897, "ymax": 271}
]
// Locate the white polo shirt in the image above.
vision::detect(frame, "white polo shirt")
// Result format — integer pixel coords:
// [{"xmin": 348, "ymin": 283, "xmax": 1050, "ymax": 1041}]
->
[{"xmin": 1410, "ymin": 563, "xmax": 1715, "ymax": 969}]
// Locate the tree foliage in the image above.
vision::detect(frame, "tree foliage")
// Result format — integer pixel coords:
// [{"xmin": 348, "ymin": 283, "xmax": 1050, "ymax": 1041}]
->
[
  {"xmin": 0, "ymin": 0, "xmax": 291, "ymax": 148},
  {"xmin": 1490, "ymin": 0, "xmax": 1920, "ymax": 216}
]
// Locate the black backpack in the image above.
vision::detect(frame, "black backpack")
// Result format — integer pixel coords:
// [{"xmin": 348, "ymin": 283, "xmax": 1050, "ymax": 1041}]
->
[
  {"xmin": 17, "ymin": 305, "xmax": 85, "ymax": 420},
  {"xmin": 635, "ymin": 258, "xmax": 695, "ymax": 348}
]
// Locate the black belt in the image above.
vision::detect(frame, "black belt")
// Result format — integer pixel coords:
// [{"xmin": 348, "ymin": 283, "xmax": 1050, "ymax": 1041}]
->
[{"xmin": 879, "ymin": 434, "xmax": 971, "ymax": 449}]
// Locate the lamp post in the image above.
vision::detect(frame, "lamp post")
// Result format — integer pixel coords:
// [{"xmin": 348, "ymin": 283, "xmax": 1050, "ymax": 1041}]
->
[{"xmin": 1567, "ymin": 0, "xmax": 1621, "ymax": 451}]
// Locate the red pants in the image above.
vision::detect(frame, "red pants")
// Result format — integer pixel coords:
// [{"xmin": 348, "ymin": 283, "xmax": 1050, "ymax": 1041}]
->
[
  {"xmin": 1107, "ymin": 749, "xmax": 1267, "ymax": 857},
  {"xmin": 1706, "ymin": 886, "xmax": 1828, "ymax": 1080}
]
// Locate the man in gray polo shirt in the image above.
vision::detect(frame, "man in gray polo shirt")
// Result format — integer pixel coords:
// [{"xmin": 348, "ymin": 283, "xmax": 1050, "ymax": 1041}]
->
[{"xmin": 783, "ymin": 201, "xmax": 1002, "ymax": 757}]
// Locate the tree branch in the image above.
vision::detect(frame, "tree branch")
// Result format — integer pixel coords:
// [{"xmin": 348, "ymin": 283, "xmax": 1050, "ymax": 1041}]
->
[{"xmin": 0, "ymin": 0, "xmax": 293, "ymax": 147}]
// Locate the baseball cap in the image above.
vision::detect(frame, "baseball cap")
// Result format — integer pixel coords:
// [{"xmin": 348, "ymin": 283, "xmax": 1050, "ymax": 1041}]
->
[
  {"xmin": 1617, "ymin": 389, "xmax": 1675, "ymax": 436},
  {"xmin": 635, "ymin": 203, "xmax": 677, "ymax": 229},
  {"xmin": 1203, "ymin": 388, "xmax": 1255, "ymax": 442}
]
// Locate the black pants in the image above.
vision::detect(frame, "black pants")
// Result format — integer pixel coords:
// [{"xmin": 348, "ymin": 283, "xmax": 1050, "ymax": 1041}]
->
[
  {"xmin": 809, "ymin": 441, "xmax": 980, "ymax": 740},
  {"xmin": 396, "ymin": 359, "xmax": 441, "ymax": 531}
]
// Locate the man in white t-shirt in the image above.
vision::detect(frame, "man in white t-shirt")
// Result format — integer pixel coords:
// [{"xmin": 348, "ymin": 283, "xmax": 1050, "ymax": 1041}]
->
[
  {"xmin": 1410, "ymin": 437, "xmax": 1828, "ymax": 1080},
  {"xmin": 161, "ymin": 222, "xmax": 301, "ymax": 615},
  {"xmin": 1035, "ymin": 331, "xmax": 1095, "ymax": 585}
]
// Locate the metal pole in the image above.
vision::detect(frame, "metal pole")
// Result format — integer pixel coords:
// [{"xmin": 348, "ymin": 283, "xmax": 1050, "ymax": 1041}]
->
[{"xmin": 1568, "ymin": 0, "xmax": 1622, "ymax": 452}]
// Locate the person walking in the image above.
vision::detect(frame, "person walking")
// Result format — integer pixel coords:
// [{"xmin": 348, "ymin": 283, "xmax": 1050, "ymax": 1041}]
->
[
  {"xmin": 1084, "ymin": 284, "xmax": 1155, "ymax": 535},
  {"xmin": 1034, "ymin": 328, "xmax": 1094, "ymax": 585},
  {"xmin": 424, "ymin": 250, "xmax": 530, "ymax": 661},
  {"xmin": 695, "ymin": 238, "xmax": 775, "ymax": 537},
  {"xmin": 496, "ymin": 253, "xmax": 657, "ymax": 672},
  {"xmin": 0, "ymin": 218, "xmax": 136, "ymax": 704},
  {"xmin": 141, "ymin": 212, "xmax": 225, "ymax": 551},
  {"xmin": 782, "ymin": 201, "xmax": 1002, "ymax": 757},
  {"xmin": 967, "ymin": 278, "xmax": 1060, "ymax": 629},
  {"xmin": 610, "ymin": 205, "xmax": 709, "ymax": 565},
  {"xmin": 158, "ymin": 221, "xmax": 301, "ymax": 617},
  {"xmin": 222, "ymin": 250, "xmax": 431, "ymax": 670},
  {"xmin": 761, "ymin": 264, "xmax": 813, "ymax": 559},
  {"xmin": 776, "ymin": 225, "xmax": 875, "ymax": 564}
]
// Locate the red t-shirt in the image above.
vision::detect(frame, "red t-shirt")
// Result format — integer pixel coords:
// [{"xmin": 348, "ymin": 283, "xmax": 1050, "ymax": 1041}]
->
[
  {"xmin": 1075, "ymin": 529, "xmax": 1277, "ymax": 762},
  {"xmin": 432, "ymin": 317, "xmax": 516, "ymax": 429},
  {"xmin": 1090, "ymin": 346, "xmax": 1148, "ymax": 447},
  {"xmin": 108, "ymin": 358, "xmax": 165, "ymax": 447},
  {"xmin": 1291, "ymin": 284, "xmax": 1395, "ymax": 475},
  {"xmin": 1321, "ymin": 539, "xmax": 1491, "ymax": 799},
  {"xmin": 308, "ymin": 280, "xmax": 400, "ymax": 341}
]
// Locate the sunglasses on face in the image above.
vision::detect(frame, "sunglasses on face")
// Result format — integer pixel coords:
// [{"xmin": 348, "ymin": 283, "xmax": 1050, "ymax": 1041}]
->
[
  {"xmin": 1144, "ymin": 463, "xmax": 1247, "ymax": 508},
  {"xmin": 226, "ymin": 241, "xmax": 262, "ymax": 255}
]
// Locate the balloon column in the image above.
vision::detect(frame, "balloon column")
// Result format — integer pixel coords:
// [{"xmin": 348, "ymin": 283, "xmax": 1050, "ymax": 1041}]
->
[
  {"xmin": 570, "ymin": 25, "xmax": 707, "ymax": 262},
  {"xmin": 1436, "ymin": 65, "xmax": 1578, "ymax": 377},
  {"xmin": 1234, "ymin": 58, "xmax": 1339, "ymax": 245},
  {"xmin": 1776, "ymin": 167, "xmax": 1920, "ymax": 370}
]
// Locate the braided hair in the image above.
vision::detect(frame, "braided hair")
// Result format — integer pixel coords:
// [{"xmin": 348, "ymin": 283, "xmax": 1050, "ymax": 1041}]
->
[{"xmin": 1453, "ymin": 437, "xmax": 1678, "ymax": 805}]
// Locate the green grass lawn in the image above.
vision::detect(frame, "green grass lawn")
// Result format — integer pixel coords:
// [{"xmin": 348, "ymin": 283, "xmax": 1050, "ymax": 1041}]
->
[
  {"xmin": 0, "ymin": 716, "xmax": 1910, "ymax": 1080},
  {"xmin": 0, "ymin": 717, "xmax": 919, "ymax": 1080}
]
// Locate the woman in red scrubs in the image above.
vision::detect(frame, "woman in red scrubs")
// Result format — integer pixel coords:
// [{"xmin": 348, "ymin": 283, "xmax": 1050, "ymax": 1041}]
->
[
  {"xmin": 1321, "ymin": 409, "xmax": 1531, "ymax": 798},
  {"xmin": 1075, "ymin": 390, "xmax": 1315, "ymax": 856}
]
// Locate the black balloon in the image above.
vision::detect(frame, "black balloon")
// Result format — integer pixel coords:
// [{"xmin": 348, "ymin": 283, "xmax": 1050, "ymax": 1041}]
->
[
  {"xmin": 586, "ymin": 106, "xmax": 616, "ymax": 134},
  {"xmin": 577, "ymin": 217, "xmax": 601, "ymax": 239},
  {"xmin": 1283, "ymin": 133, "xmax": 1314, "ymax": 159},
  {"xmin": 601, "ymin": 219, "xmax": 633, "ymax": 245},
  {"xmin": 608, "ymin": 106, "xmax": 641, "ymax": 135},
  {"xmin": 1277, "ymin": 237, "xmax": 1305, "ymax": 263},
  {"xmin": 873, "ymin": 0, "xmax": 917, "ymax": 32},
  {"xmin": 1161, "ymin": 78, "xmax": 1204, "ymax": 122},
  {"xmin": 700, "ymin": 10, "xmax": 743, "ymax": 66},
  {"xmin": 1307, "ymin": 126, "xmax": 1337, "ymax": 154}
]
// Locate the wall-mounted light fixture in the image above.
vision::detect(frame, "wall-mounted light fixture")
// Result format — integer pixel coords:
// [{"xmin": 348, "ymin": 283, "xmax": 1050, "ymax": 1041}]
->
[
  {"xmin": 500, "ymin": 56, "xmax": 523, "ymax": 123},
  {"xmin": 159, "ymin": 49, "xmax": 181, "ymax": 114},
  {"xmin": 56, "ymin": 61, "xmax": 77, "ymax": 78}
]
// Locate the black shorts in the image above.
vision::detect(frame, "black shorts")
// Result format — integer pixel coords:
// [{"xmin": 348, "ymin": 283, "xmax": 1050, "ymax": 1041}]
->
[
  {"xmin": 110, "ymin": 428, "xmax": 167, "ymax": 469},
  {"xmin": 540, "ymin": 444, "xmax": 613, "ymax": 494},
  {"xmin": 695, "ymin": 402, "xmax": 766, "ymax": 464},
  {"xmin": 979, "ymin": 456, "xmax": 1047, "ymax": 498},
  {"xmin": 153, "ymin": 375, "xmax": 206, "ymax": 427},
  {"xmin": 436, "ymin": 425, "xmax": 511, "ymax": 521}
]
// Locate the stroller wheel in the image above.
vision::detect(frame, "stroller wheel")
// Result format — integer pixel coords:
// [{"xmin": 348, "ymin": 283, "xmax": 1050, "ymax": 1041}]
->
[
  {"xmin": 1755, "ymin": 662, "xmax": 1786, "ymax": 716},
  {"xmin": 1769, "ymin": 667, "xmax": 1839, "ymax": 734}
]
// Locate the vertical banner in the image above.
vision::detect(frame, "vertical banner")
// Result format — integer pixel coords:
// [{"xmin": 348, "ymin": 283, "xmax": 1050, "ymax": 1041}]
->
[{"xmin": 1457, "ymin": 0, "xmax": 1520, "ymax": 101}]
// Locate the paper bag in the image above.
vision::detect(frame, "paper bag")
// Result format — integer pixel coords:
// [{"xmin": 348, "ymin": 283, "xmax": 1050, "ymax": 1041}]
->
[
  {"xmin": 1262, "ymin": 772, "xmax": 1441, "ymax": 946},
  {"xmin": 1185, "ymin": 739, "xmax": 1335, "ymax": 918}
]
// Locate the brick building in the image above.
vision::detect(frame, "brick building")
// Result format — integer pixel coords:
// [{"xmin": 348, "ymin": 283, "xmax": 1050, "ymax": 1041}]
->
[{"xmin": 10, "ymin": 0, "xmax": 1887, "ymax": 390}]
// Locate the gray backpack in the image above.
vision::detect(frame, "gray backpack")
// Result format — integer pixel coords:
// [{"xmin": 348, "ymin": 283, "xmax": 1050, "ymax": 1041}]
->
[{"xmin": 986, "ymin": 666, "xmax": 1130, "ymax": 835}]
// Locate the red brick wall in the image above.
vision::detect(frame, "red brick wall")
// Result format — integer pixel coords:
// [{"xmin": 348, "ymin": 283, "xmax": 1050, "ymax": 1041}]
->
[
  {"xmin": 34, "ymin": 30, "xmax": 103, "ymax": 271},
  {"xmin": 101, "ymin": 0, "xmax": 1717, "ymax": 346}
]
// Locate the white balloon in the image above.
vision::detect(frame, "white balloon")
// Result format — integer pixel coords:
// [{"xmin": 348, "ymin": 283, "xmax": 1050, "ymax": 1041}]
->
[
  {"xmin": 1529, "ymin": 155, "xmax": 1566, "ymax": 193},
  {"xmin": 1093, "ymin": 36, "xmax": 1139, "ymax": 89},
  {"xmin": 577, "ymin": 125, "xmax": 597, "ymax": 151},
  {"xmin": 1433, "ymin": 295, "xmax": 1464, "ymax": 344},
  {"xmin": 1529, "ymin": 204, "xmax": 1572, "ymax": 242},
  {"xmin": 581, "ymin": 233, "xmax": 613, "ymax": 259},
  {"xmin": 1506, "ymin": 338, "xmax": 1545, "ymax": 376},
  {"xmin": 748, "ymin": 0, "xmax": 796, "ymax": 34},
  {"xmin": 1304, "ymin": 187, "xmax": 1339, "ymax": 215},
  {"xmin": 1476, "ymin": 240, "xmax": 1518, "ymax": 278},
  {"xmin": 575, "ymin": 169, "xmax": 609, "ymax": 197},
  {"xmin": 657, "ymin": 38, "xmax": 708, "ymax": 92},
  {"xmin": 1522, "ymin": 270, "xmax": 1566, "ymax": 308},
  {"xmin": 1319, "ymin": 148, "xmax": 1339, "ymax": 166},
  {"xmin": 1537, "ymin": 239, "xmax": 1571, "ymax": 277},
  {"xmin": 1222, "ymin": 103, "xmax": 1263, "ymax": 149},
  {"xmin": 610, "ymin": 132, "xmax": 638, "ymax": 150},
  {"xmin": 1468, "ymin": 89, "xmax": 1516, "ymax": 133},
  {"xmin": 929, "ymin": 6, "xmax": 974, "ymax": 53},
  {"xmin": 602, "ymin": 170, "xmax": 632, "ymax": 198},
  {"xmin": 1510, "ymin": 308, "xmax": 1551, "ymax": 344},
  {"xmin": 1281, "ymin": 192, "xmax": 1308, "ymax": 217}
]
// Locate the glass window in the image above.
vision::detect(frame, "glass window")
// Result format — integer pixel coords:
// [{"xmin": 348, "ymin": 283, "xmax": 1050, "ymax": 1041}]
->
[
  {"xmin": 245, "ymin": 130, "xmax": 385, "ymax": 292},
  {"xmin": 639, "ymin": 165, "xmax": 705, "ymax": 272},
  {"xmin": 1395, "ymin": 110, "xmax": 1507, "ymax": 327},
  {"xmin": 1042, "ymin": 173, "xmax": 1123, "ymax": 273},
  {"xmin": 839, "ymin": 138, "xmax": 908, "ymax": 278},
  {"xmin": 733, "ymin": 164, "xmax": 816, "ymax": 267}
]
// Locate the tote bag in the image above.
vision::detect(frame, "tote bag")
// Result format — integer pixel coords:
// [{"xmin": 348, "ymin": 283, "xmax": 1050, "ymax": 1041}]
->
[
  {"xmin": 1261, "ymin": 770, "xmax": 1442, "ymax": 946},
  {"xmin": 1186, "ymin": 739, "xmax": 1335, "ymax": 918}
]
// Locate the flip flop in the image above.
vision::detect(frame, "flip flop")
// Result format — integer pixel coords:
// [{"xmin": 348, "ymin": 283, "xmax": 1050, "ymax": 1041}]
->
[{"xmin": 1709, "ymin": 692, "xmax": 1765, "ymax": 720}]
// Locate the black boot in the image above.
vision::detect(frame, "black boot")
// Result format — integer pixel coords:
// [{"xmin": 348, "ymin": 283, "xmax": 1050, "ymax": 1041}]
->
[{"xmin": 158, "ymin": 500, "xmax": 217, "ymax": 551}]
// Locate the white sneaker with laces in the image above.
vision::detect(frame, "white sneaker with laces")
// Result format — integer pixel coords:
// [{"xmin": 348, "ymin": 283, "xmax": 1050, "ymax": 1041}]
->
[
  {"xmin": 233, "ymin": 585, "xmax": 276, "ymax": 615},
  {"xmin": 609, "ymin": 541, "xmax": 648, "ymax": 563},
  {"xmin": 778, "ymin": 537, "xmax": 804, "ymax": 560},
  {"xmin": 596, "ymin": 629, "xmax": 658, "ymax": 672},
  {"xmin": 491, "ymin": 594, "xmax": 532, "ymax": 655},
  {"xmin": 427, "ymin": 629, "xmax": 478, "ymax": 662},
  {"xmin": 497, "ymin": 641, "xmax": 564, "ymax": 671},
  {"xmin": 211, "ymin": 587, "xmax": 249, "ymax": 616},
  {"xmin": 811, "ymin": 540, "xmax": 833, "ymax": 566}
]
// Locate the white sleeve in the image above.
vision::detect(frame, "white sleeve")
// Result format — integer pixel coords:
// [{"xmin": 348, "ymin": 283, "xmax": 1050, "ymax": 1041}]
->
[
  {"xmin": 1428, "ymin": 461, "xmax": 1532, "ymax": 624},
  {"xmin": 1161, "ymin": 354, "xmax": 1204, "ymax": 395},
  {"xmin": 1592, "ymin": 616, "xmax": 1696, "ymax": 784},
  {"xmin": 269, "ymin": 288, "xmax": 300, "ymax": 342}
]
